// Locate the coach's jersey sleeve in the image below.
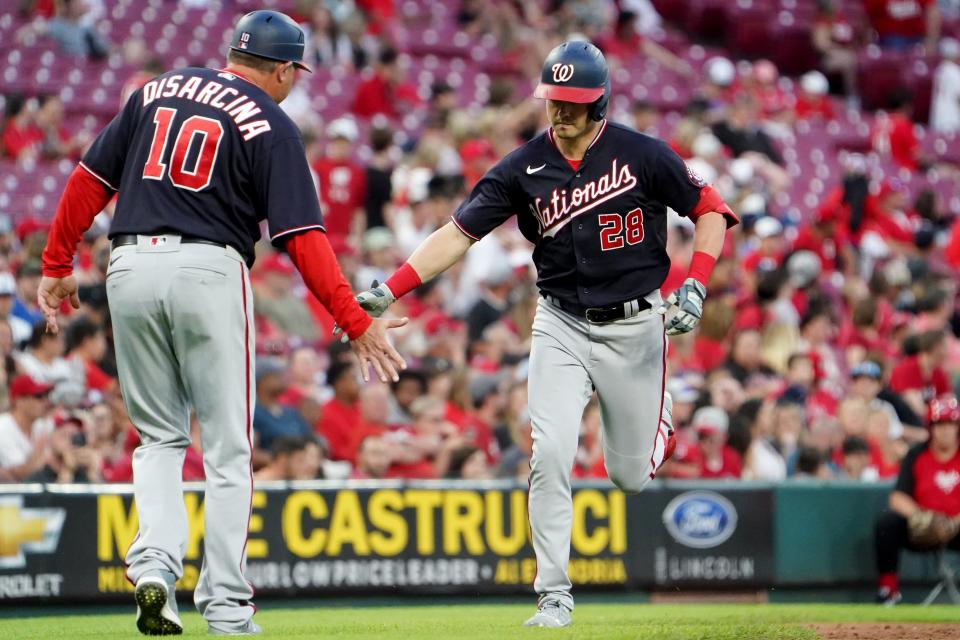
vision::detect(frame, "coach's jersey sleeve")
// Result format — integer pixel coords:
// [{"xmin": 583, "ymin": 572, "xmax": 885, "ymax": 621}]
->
[
  {"xmin": 259, "ymin": 136, "xmax": 326, "ymax": 246},
  {"xmin": 649, "ymin": 140, "xmax": 705, "ymax": 218},
  {"xmin": 80, "ymin": 89, "xmax": 142, "ymax": 190},
  {"xmin": 452, "ymin": 155, "xmax": 521, "ymax": 240}
]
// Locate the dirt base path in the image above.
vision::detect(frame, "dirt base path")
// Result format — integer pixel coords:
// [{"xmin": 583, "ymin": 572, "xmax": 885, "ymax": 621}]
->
[{"xmin": 811, "ymin": 623, "xmax": 960, "ymax": 639}]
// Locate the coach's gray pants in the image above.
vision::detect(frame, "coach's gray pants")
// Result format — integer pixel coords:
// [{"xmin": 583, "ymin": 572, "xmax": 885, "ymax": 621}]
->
[
  {"xmin": 107, "ymin": 235, "xmax": 255, "ymax": 628},
  {"xmin": 528, "ymin": 295, "xmax": 670, "ymax": 611}
]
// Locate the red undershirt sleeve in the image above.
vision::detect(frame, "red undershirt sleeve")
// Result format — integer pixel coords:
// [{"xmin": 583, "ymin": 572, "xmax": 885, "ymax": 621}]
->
[
  {"xmin": 285, "ymin": 229, "xmax": 372, "ymax": 340},
  {"xmin": 41, "ymin": 165, "xmax": 115, "ymax": 278}
]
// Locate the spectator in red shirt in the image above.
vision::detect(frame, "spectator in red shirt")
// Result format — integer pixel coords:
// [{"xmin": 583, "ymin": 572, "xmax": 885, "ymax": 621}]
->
[
  {"xmin": 351, "ymin": 47, "xmax": 421, "ymax": 119},
  {"xmin": 865, "ymin": 0, "xmax": 940, "ymax": 51},
  {"xmin": 795, "ymin": 71, "xmax": 836, "ymax": 121},
  {"xmin": 1, "ymin": 94, "xmax": 43, "ymax": 161},
  {"xmin": 797, "ymin": 189, "xmax": 855, "ymax": 273},
  {"xmin": 63, "ymin": 315, "xmax": 114, "ymax": 393},
  {"xmin": 875, "ymin": 397, "xmax": 960, "ymax": 605},
  {"xmin": 313, "ymin": 117, "xmax": 367, "ymax": 241},
  {"xmin": 34, "ymin": 95, "xmax": 88, "ymax": 160},
  {"xmin": 748, "ymin": 60, "xmax": 789, "ymax": 120},
  {"xmin": 890, "ymin": 329, "xmax": 952, "ymax": 418},
  {"xmin": 459, "ymin": 138, "xmax": 498, "ymax": 190},
  {"xmin": 684, "ymin": 406, "xmax": 743, "ymax": 479},
  {"xmin": 684, "ymin": 300, "xmax": 732, "ymax": 373},
  {"xmin": 317, "ymin": 360, "xmax": 362, "ymax": 461},
  {"xmin": 742, "ymin": 216, "xmax": 785, "ymax": 275},
  {"xmin": 872, "ymin": 90, "xmax": 923, "ymax": 171},
  {"xmin": 812, "ymin": 0, "xmax": 858, "ymax": 95},
  {"xmin": 598, "ymin": 10, "xmax": 693, "ymax": 77},
  {"xmin": 350, "ymin": 433, "xmax": 391, "ymax": 479}
]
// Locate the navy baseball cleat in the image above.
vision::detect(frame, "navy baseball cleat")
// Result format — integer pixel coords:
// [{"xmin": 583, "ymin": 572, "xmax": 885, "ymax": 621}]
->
[{"xmin": 135, "ymin": 575, "xmax": 183, "ymax": 635}]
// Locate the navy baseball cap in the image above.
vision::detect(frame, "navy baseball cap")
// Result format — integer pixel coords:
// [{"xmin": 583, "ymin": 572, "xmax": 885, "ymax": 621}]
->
[{"xmin": 230, "ymin": 10, "xmax": 312, "ymax": 72}]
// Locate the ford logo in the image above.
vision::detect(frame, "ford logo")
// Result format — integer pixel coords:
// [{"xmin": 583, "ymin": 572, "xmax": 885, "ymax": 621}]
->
[{"xmin": 662, "ymin": 491, "xmax": 738, "ymax": 549}]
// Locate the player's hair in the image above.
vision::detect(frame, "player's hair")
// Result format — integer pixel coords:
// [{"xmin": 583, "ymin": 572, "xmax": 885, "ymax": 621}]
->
[{"xmin": 226, "ymin": 49, "xmax": 283, "ymax": 74}]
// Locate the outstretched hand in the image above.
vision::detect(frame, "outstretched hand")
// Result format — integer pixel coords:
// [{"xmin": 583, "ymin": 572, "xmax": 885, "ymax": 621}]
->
[
  {"xmin": 334, "ymin": 280, "xmax": 397, "ymax": 341},
  {"xmin": 38, "ymin": 275, "xmax": 80, "ymax": 335},
  {"xmin": 351, "ymin": 316, "xmax": 409, "ymax": 383}
]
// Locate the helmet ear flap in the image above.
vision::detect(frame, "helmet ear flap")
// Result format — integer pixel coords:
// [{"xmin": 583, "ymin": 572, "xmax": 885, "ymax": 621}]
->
[{"xmin": 588, "ymin": 78, "xmax": 611, "ymax": 121}]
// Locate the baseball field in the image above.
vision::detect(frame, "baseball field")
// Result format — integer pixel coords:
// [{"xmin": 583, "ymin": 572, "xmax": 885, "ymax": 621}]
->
[{"xmin": 2, "ymin": 601, "xmax": 959, "ymax": 639}]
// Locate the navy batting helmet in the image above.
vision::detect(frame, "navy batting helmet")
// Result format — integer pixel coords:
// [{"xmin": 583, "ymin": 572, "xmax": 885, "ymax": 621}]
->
[
  {"xmin": 229, "ymin": 10, "xmax": 312, "ymax": 72},
  {"xmin": 533, "ymin": 41, "xmax": 610, "ymax": 121}
]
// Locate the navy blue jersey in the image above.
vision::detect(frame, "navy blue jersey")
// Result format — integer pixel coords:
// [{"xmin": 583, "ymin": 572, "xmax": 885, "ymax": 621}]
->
[
  {"xmin": 81, "ymin": 67, "xmax": 323, "ymax": 264},
  {"xmin": 453, "ymin": 121, "xmax": 724, "ymax": 307}
]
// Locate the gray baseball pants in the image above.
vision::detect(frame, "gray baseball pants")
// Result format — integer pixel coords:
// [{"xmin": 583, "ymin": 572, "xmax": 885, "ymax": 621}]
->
[
  {"xmin": 528, "ymin": 295, "xmax": 671, "ymax": 611},
  {"xmin": 107, "ymin": 235, "xmax": 255, "ymax": 629}
]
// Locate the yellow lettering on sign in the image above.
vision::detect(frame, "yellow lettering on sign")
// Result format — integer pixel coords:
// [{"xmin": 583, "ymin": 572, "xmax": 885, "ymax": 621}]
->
[
  {"xmin": 184, "ymin": 492, "xmax": 205, "ymax": 559},
  {"xmin": 326, "ymin": 491, "xmax": 370, "ymax": 556},
  {"xmin": 282, "ymin": 491, "xmax": 327, "ymax": 558},
  {"xmin": 494, "ymin": 559, "xmax": 519, "ymax": 584},
  {"xmin": 521, "ymin": 558, "xmax": 537, "ymax": 584},
  {"xmin": 609, "ymin": 490, "xmax": 626, "ymax": 554},
  {"xmin": 442, "ymin": 490, "xmax": 485, "ymax": 555},
  {"xmin": 97, "ymin": 495, "xmax": 138, "ymax": 562},
  {"xmin": 571, "ymin": 489, "xmax": 609, "ymax": 556},
  {"xmin": 97, "ymin": 566, "xmax": 133, "ymax": 593},
  {"xmin": 404, "ymin": 490, "xmax": 441, "ymax": 554},
  {"xmin": 247, "ymin": 491, "xmax": 268, "ymax": 558},
  {"xmin": 485, "ymin": 490, "xmax": 527, "ymax": 556},
  {"xmin": 178, "ymin": 564, "xmax": 200, "ymax": 590},
  {"xmin": 367, "ymin": 490, "xmax": 407, "ymax": 556}
]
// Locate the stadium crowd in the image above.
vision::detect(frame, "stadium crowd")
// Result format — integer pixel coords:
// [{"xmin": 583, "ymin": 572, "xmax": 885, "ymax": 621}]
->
[{"xmin": 1, "ymin": 0, "xmax": 960, "ymax": 485}]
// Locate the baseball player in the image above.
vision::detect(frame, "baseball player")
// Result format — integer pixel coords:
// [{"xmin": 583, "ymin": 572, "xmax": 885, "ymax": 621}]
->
[
  {"xmin": 38, "ymin": 11, "xmax": 406, "ymax": 636},
  {"xmin": 875, "ymin": 397, "xmax": 960, "ymax": 606},
  {"xmin": 353, "ymin": 41, "xmax": 738, "ymax": 627}
]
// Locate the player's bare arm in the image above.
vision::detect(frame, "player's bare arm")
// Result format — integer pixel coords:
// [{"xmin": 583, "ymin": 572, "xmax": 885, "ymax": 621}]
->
[
  {"xmin": 658, "ymin": 193, "xmax": 738, "ymax": 336},
  {"xmin": 353, "ymin": 221, "xmax": 475, "ymax": 318},
  {"xmin": 691, "ymin": 211, "xmax": 727, "ymax": 259}
]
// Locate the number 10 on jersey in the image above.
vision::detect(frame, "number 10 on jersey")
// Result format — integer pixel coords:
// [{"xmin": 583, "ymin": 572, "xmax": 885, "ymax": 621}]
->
[
  {"xmin": 143, "ymin": 107, "xmax": 224, "ymax": 191},
  {"xmin": 599, "ymin": 208, "xmax": 644, "ymax": 251}
]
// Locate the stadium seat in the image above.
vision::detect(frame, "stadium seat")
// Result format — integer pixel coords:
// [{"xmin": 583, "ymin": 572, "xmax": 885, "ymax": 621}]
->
[
  {"xmin": 857, "ymin": 49, "xmax": 909, "ymax": 111},
  {"xmin": 685, "ymin": 0, "xmax": 729, "ymax": 43}
]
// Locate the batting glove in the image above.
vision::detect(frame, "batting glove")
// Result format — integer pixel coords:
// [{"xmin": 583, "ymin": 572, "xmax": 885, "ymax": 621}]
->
[
  {"xmin": 657, "ymin": 278, "xmax": 706, "ymax": 336},
  {"xmin": 355, "ymin": 280, "xmax": 396, "ymax": 318},
  {"xmin": 334, "ymin": 280, "xmax": 397, "ymax": 340}
]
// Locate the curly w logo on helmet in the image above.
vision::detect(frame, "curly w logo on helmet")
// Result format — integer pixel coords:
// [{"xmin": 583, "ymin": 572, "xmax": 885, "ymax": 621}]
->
[{"xmin": 551, "ymin": 63, "xmax": 575, "ymax": 83}]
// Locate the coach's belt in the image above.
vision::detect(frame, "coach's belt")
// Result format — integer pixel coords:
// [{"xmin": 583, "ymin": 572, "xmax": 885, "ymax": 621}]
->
[
  {"xmin": 111, "ymin": 234, "xmax": 227, "ymax": 250},
  {"xmin": 545, "ymin": 295, "xmax": 651, "ymax": 323}
]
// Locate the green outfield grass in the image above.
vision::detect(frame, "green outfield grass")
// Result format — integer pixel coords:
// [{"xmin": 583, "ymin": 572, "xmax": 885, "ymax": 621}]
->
[{"xmin": 1, "ymin": 602, "xmax": 959, "ymax": 640}]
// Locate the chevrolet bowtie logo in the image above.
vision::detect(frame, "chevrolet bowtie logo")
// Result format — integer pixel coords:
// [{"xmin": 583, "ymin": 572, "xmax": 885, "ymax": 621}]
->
[{"xmin": 0, "ymin": 496, "xmax": 66, "ymax": 569}]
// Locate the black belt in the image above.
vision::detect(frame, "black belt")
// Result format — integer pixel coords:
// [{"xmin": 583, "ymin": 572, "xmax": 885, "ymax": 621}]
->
[
  {"xmin": 544, "ymin": 294, "xmax": 651, "ymax": 323},
  {"xmin": 111, "ymin": 234, "xmax": 227, "ymax": 250}
]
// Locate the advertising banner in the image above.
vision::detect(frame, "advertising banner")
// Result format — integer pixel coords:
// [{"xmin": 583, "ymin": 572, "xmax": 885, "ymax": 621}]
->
[{"xmin": 0, "ymin": 482, "xmax": 775, "ymax": 603}]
